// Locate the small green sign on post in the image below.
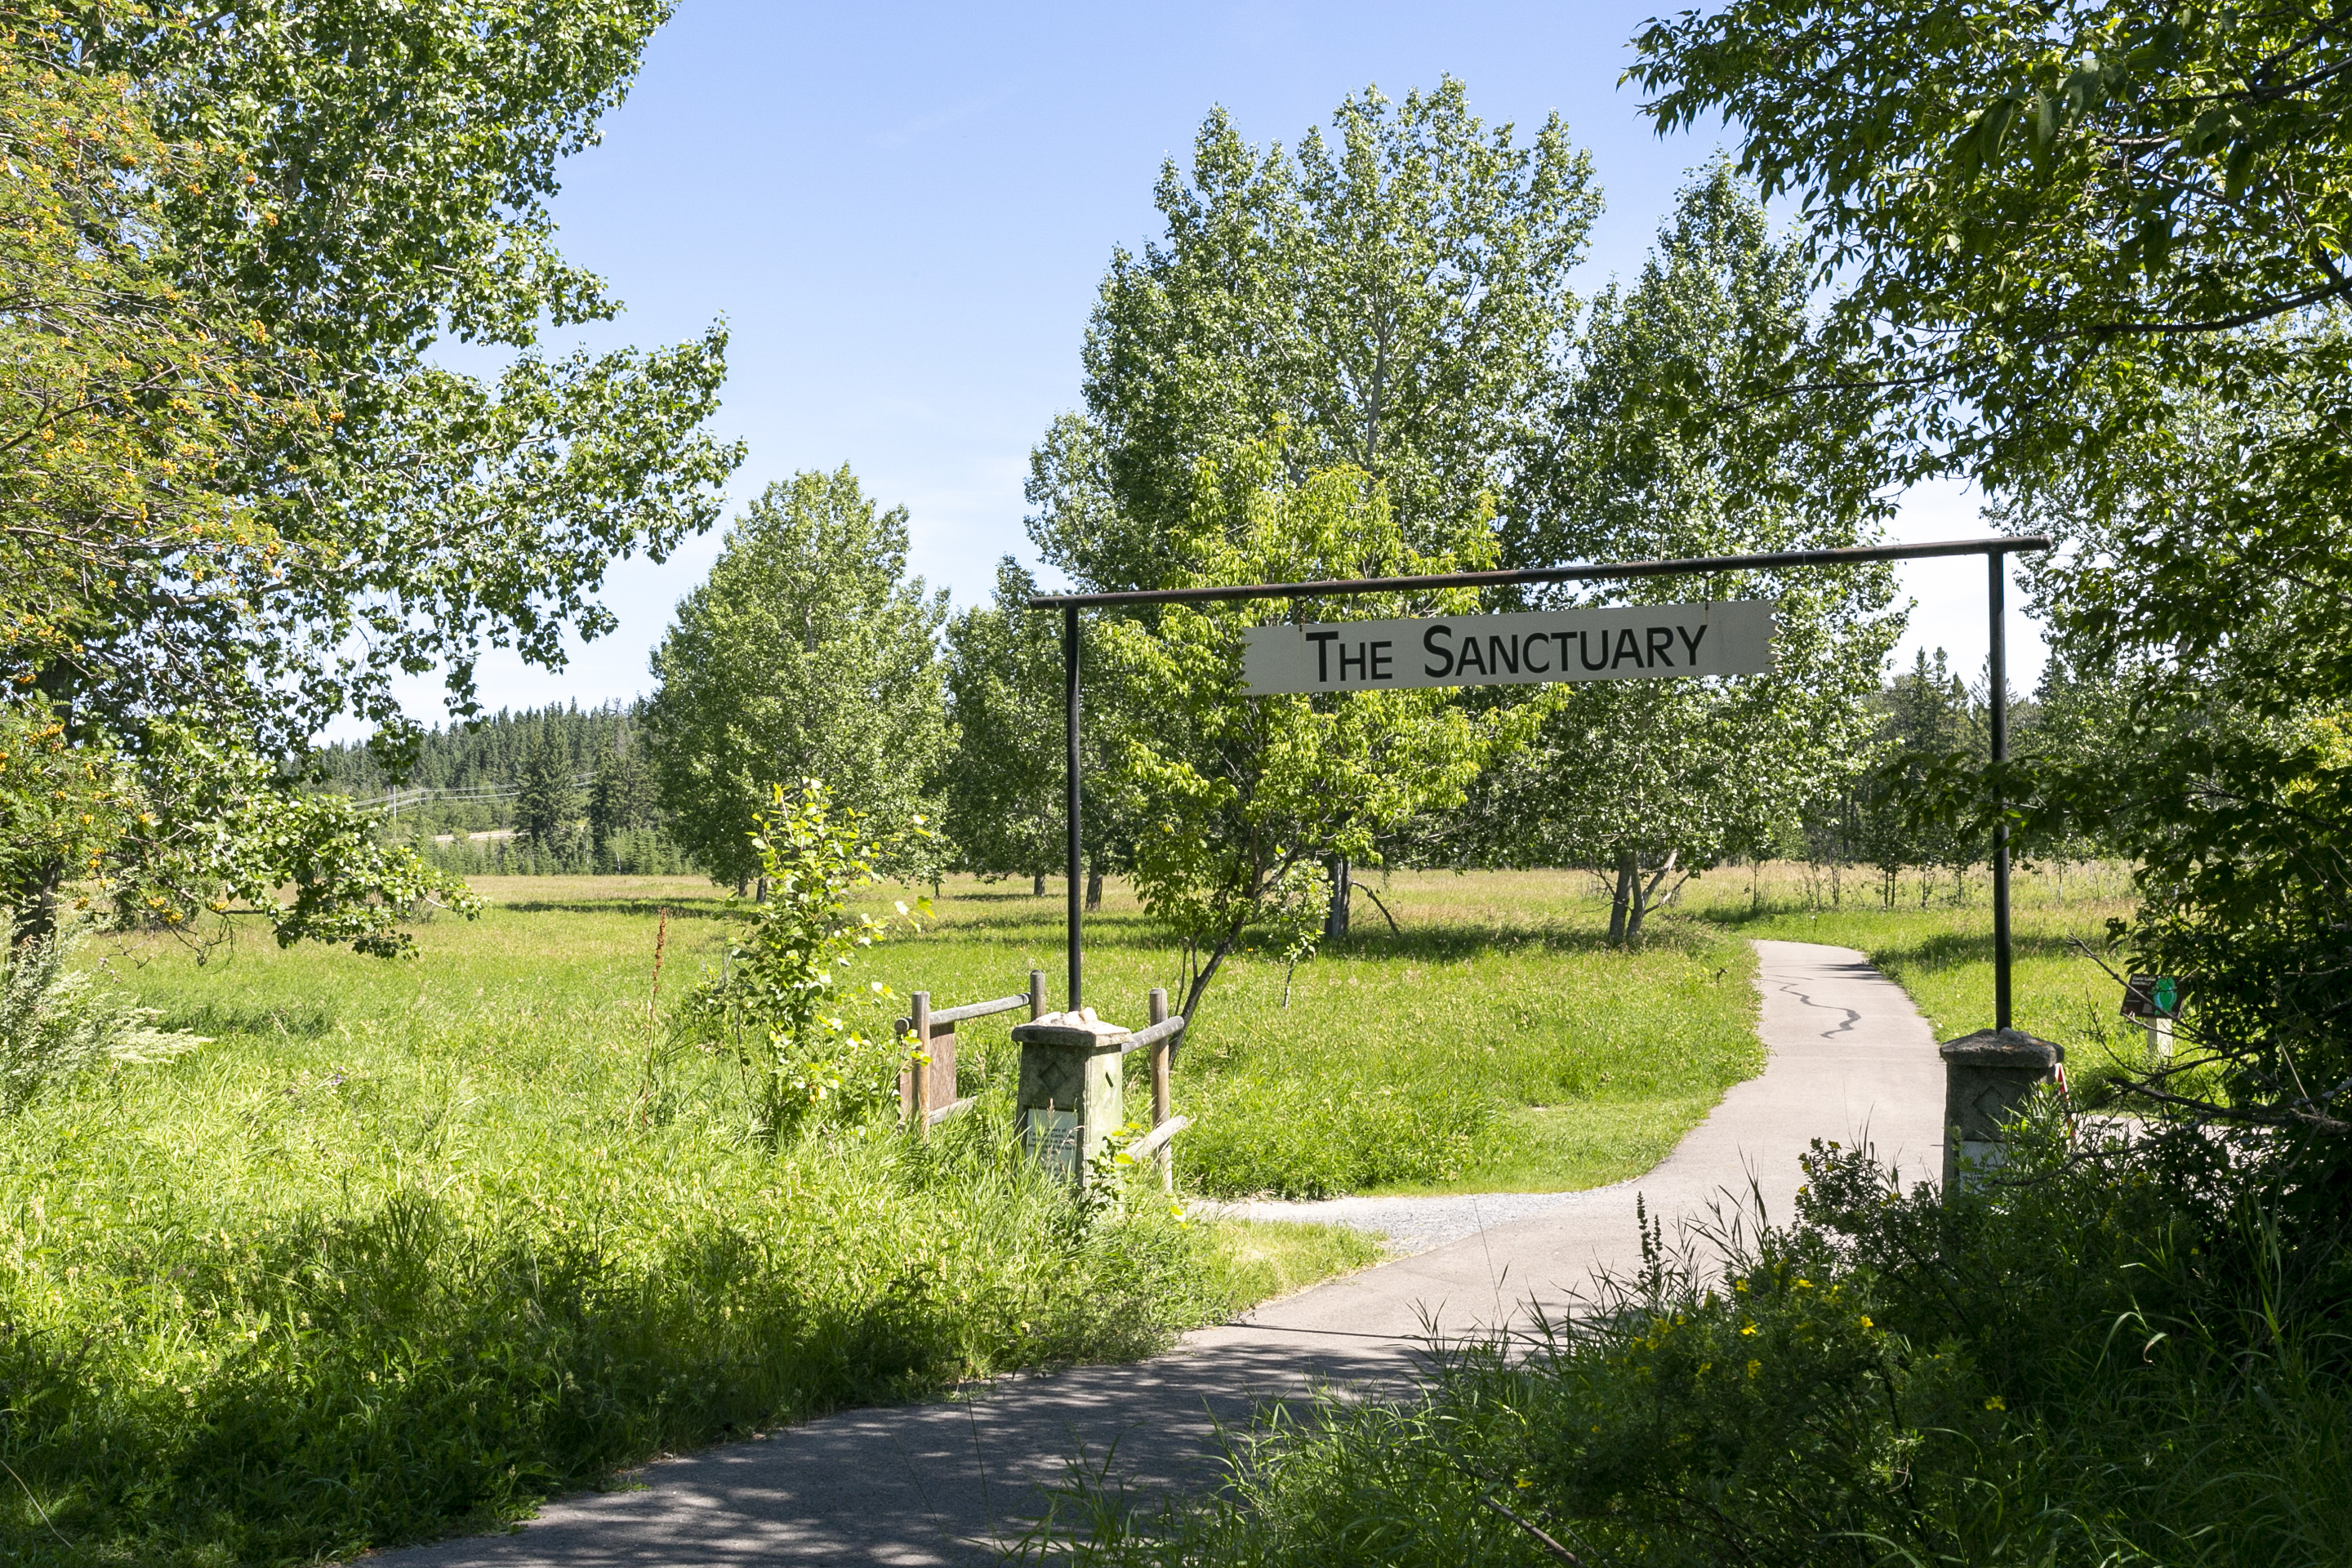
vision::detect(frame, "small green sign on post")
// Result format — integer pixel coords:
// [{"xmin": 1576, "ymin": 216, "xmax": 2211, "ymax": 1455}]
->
[{"xmin": 2121, "ymin": 974, "xmax": 2181, "ymax": 1058}]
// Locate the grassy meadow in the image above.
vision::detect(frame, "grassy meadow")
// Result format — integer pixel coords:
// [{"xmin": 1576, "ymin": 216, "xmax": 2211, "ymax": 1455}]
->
[
  {"xmin": 786, "ymin": 869, "xmax": 1768, "ymax": 1198},
  {"xmin": 7, "ymin": 879, "xmax": 1390, "ymax": 1566},
  {"xmin": 4, "ymin": 858, "xmax": 2154, "ymax": 1562}
]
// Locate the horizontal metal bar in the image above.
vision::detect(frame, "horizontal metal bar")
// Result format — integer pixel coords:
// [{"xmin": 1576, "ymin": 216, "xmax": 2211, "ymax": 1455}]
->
[
  {"xmin": 1027, "ymin": 535, "xmax": 2054, "ymax": 611},
  {"xmin": 1116, "ymin": 1014, "xmax": 1187, "ymax": 1055}
]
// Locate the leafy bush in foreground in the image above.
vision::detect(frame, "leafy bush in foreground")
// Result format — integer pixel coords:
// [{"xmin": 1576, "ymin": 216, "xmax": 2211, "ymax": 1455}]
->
[{"xmin": 1065, "ymin": 1113, "xmax": 2352, "ymax": 1566}]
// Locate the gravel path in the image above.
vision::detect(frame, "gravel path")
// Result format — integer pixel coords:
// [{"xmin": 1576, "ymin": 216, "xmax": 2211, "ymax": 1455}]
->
[{"xmin": 1210, "ymin": 1181, "xmax": 1639, "ymax": 1255}]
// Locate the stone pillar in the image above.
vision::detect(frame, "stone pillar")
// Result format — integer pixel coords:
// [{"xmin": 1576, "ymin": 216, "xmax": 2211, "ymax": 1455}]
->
[
  {"xmin": 1939, "ymin": 1027, "xmax": 2062, "ymax": 1194},
  {"xmin": 1009, "ymin": 1009, "xmax": 1128, "ymax": 1187}
]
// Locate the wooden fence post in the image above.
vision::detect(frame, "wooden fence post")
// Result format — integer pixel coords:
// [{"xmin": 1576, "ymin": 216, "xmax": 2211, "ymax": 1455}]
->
[
  {"xmin": 908, "ymin": 991, "xmax": 932, "ymax": 1136},
  {"xmin": 1149, "ymin": 987, "xmax": 1172, "ymax": 1192},
  {"xmin": 1029, "ymin": 969, "xmax": 1046, "ymax": 1022}
]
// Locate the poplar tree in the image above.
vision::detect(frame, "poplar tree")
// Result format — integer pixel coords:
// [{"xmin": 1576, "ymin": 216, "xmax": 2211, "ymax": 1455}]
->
[
  {"xmin": 940, "ymin": 560, "xmax": 1064, "ymax": 893},
  {"xmin": 1032, "ymin": 78, "xmax": 1597, "ymax": 582},
  {"xmin": 1442, "ymin": 167, "xmax": 1902, "ymax": 941},
  {"xmin": 646, "ymin": 470, "xmax": 947, "ymax": 892},
  {"xmin": 1028, "ymin": 79, "xmax": 1597, "ymax": 923}
]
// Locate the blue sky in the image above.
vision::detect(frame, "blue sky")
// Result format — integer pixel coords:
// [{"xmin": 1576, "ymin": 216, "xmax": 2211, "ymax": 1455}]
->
[{"xmin": 385, "ymin": 0, "xmax": 2032, "ymax": 729}]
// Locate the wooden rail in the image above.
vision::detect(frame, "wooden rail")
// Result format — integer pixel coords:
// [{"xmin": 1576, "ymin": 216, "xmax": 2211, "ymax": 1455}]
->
[
  {"xmin": 898, "ymin": 970, "xmax": 1049, "ymax": 1137},
  {"xmin": 902, "ymin": 975, "xmax": 1192, "ymax": 1194}
]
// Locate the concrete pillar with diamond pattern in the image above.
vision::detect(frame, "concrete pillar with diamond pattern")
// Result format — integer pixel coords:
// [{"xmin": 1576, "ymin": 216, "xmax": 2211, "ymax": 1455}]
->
[
  {"xmin": 1938, "ymin": 1027, "xmax": 2061, "ymax": 1194},
  {"xmin": 1009, "ymin": 1010, "xmax": 1128, "ymax": 1187}
]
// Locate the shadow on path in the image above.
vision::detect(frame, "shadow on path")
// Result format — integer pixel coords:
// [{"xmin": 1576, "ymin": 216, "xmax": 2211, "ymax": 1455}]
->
[{"xmin": 370, "ymin": 939, "xmax": 1946, "ymax": 1567}]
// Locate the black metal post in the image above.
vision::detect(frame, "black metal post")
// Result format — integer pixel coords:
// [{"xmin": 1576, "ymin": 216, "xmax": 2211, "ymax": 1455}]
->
[
  {"xmin": 1063, "ymin": 603, "xmax": 1083, "ymax": 1013},
  {"xmin": 1988, "ymin": 553, "xmax": 2012, "ymax": 1032}
]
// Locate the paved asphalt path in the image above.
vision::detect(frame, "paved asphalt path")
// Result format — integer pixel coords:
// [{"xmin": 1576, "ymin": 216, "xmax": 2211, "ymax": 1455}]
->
[{"xmin": 371, "ymin": 940, "xmax": 1944, "ymax": 1566}]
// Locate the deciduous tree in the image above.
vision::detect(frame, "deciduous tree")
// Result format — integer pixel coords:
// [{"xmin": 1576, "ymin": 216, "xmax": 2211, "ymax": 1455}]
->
[
  {"xmin": 1098, "ymin": 443, "xmax": 1514, "ymax": 1018},
  {"xmin": 0, "ymin": 3, "xmax": 738, "ymax": 952},
  {"xmin": 646, "ymin": 469, "xmax": 947, "ymax": 892},
  {"xmin": 1634, "ymin": 0, "xmax": 2352, "ymax": 1148},
  {"xmin": 1031, "ymin": 77, "xmax": 1598, "ymax": 586},
  {"xmin": 1441, "ymin": 168, "xmax": 1902, "ymax": 941},
  {"xmin": 941, "ymin": 560, "xmax": 1063, "ymax": 893}
]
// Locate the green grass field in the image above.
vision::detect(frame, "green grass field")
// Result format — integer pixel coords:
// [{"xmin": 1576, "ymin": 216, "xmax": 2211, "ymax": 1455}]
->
[
  {"xmin": 811, "ymin": 868, "xmax": 1765, "ymax": 1197},
  {"xmin": 7, "ymin": 858, "xmax": 2152, "ymax": 1561},
  {"xmin": 8, "ymin": 879, "xmax": 1396, "ymax": 1566}
]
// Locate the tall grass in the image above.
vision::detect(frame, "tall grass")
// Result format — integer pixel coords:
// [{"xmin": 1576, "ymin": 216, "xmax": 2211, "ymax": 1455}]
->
[
  {"xmin": 1, "ymin": 888, "xmax": 1374, "ymax": 1565},
  {"xmin": 828, "ymin": 870, "xmax": 1764, "ymax": 1199},
  {"xmin": 1058, "ymin": 1116, "xmax": 2352, "ymax": 1567}
]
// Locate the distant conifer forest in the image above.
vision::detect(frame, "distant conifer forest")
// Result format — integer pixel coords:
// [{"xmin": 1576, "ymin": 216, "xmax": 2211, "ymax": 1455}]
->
[{"xmin": 314, "ymin": 702, "xmax": 688, "ymax": 876}]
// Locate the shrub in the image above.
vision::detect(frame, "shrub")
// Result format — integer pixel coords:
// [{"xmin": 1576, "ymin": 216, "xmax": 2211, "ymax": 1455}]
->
[
  {"xmin": 681, "ymin": 779, "xmax": 928, "ymax": 1141},
  {"xmin": 1071, "ymin": 1113, "xmax": 2352, "ymax": 1566},
  {"xmin": 0, "ymin": 916, "xmax": 201, "ymax": 1114}
]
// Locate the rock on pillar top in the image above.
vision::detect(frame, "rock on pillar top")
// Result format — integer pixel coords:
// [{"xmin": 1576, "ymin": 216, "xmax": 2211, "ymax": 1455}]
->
[{"xmin": 1939, "ymin": 1027, "xmax": 2062, "ymax": 1195}]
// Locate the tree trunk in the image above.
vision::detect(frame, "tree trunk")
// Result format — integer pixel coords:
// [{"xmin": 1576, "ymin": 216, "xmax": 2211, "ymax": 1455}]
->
[
  {"xmin": 1608, "ymin": 850, "xmax": 1636, "ymax": 945},
  {"xmin": 754, "ymin": 875, "xmax": 768, "ymax": 903},
  {"xmin": 1085, "ymin": 858, "xmax": 1103, "ymax": 912},
  {"xmin": 1032, "ymin": 873, "xmax": 1045, "ymax": 897},
  {"xmin": 1323, "ymin": 854, "xmax": 1351, "ymax": 941},
  {"xmin": 12, "ymin": 860, "xmax": 65, "ymax": 947},
  {"xmin": 1178, "ymin": 936, "xmax": 1236, "ymax": 1022},
  {"xmin": 1625, "ymin": 849, "xmax": 1679, "ymax": 943}
]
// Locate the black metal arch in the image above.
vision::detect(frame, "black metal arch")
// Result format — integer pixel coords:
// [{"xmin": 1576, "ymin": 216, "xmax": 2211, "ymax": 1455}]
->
[{"xmin": 1030, "ymin": 533, "xmax": 2055, "ymax": 1027}]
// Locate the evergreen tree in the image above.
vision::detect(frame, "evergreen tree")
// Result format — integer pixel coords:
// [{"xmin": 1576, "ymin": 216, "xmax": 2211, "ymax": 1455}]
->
[
  {"xmin": 589, "ymin": 737, "xmax": 661, "ymax": 865},
  {"xmin": 515, "ymin": 729, "xmax": 581, "ymax": 851}
]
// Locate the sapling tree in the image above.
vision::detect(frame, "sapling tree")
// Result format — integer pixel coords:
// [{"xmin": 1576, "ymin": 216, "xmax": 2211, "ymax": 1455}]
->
[
  {"xmin": 686, "ymin": 780, "xmax": 929, "ymax": 1143},
  {"xmin": 1098, "ymin": 442, "xmax": 1516, "ymax": 1018}
]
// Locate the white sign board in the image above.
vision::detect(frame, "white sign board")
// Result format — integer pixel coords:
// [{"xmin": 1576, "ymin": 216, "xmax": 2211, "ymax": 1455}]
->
[{"xmin": 1241, "ymin": 600, "xmax": 1775, "ymax": 696}]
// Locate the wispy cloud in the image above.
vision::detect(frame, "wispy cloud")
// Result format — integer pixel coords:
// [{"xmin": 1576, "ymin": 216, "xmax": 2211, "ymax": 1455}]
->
[{"xmin": 872, "ymin": 80, "xmax": 1030, "ymax": 149}]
